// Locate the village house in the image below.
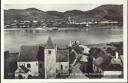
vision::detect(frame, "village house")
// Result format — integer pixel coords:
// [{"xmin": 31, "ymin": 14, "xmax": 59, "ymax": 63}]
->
[
  {"xmin": 15, "ymin": 37, "xmax": 69, "ymax": 79},
  {"xmin": 92, "ymin": 47, "xmax": 123, "ymax": 78}
]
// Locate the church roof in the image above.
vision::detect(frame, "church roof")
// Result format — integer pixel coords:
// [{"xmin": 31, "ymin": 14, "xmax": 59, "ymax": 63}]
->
[
  {"xmin": 18, "ymin": 45, "xmax": 44, "ymax": 62},
  {"xmin": 18, "ymin": 37, "xmax": 69, "ymax": 62},
  {"xmin": 56, "ymin": 48, "xmax": 69, "ymax": 62},
  {"xmin": 45, "ymin": 36, "xmax": 54, "ymax": 49}
]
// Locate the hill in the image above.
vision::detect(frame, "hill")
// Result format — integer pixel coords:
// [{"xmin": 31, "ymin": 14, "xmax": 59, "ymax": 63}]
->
[
  {"xmin": 4, "ymin": 8, "xmax": 59, "ymax": 25},
  {"xmin": 88, "ymin": 5, "xmax": 123, "ymax": 22},
  {"xmin": 65, "ymin": 5, "xmax": 123, "ymax": 22},
  {"xmin": 4, "ymin": 5, "xmax": 123, "ymax": 25}
]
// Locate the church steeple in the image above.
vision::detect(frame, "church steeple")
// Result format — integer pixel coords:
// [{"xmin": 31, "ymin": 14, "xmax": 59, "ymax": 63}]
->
[
  {"xmin": 44, "ymin": 36, "xmax": 56, "ymax": 78},
  {"xmin": 45, "ymin": 36, "xmax": 54, "ymax": 49}
]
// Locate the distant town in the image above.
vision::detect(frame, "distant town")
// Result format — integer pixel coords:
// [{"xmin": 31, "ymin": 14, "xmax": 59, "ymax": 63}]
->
[
  {"xmin": 4, "ymin": 5, "xmax": 123, "ymax": 30},
  {"xmin": 4, "ymin": 17, "xmax": 121, "ymax": 29}
]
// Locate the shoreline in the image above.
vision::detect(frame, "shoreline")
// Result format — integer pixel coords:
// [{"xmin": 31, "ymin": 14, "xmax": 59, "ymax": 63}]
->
[{"xmin": 4, "ymin": 27, "xmax": 123, "ymax": 31}]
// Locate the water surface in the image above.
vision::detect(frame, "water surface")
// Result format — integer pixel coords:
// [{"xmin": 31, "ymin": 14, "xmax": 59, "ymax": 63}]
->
[{"xmin": 4, "ymin": 29, "xmax": 123, "ymax": 52}]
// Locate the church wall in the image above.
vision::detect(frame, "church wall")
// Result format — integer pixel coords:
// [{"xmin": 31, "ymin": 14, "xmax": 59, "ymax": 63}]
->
[
  {"xmin": 56, "ymin": 62, "xmax": 69, "ymax": 75},
  {"xmin": 56, "ymin": 62, "xmax": 69, "ymax": 71}
]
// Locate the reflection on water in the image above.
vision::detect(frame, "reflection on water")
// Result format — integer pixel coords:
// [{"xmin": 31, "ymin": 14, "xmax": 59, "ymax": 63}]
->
[{"xmin": 4, "ymin": 29, "xmax": 123, "ymax": 52}]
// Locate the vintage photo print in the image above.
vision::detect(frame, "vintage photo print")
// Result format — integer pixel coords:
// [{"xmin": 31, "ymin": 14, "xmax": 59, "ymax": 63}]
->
[{"xmin": 1, "ymin": 0, "xmax": 127, "ymax": 83}]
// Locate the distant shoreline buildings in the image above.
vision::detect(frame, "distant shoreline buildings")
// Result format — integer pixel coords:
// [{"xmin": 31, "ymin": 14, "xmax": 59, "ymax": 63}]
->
[
  {"xmin": 4, "ymin": 16, "xmax": 121, "ymax": 29},
  {"xmin": 4, "ymin": 4, "xmax": 123, "ymax": 29}
]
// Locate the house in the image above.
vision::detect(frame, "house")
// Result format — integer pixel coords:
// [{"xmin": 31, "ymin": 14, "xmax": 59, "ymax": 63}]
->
[
  {"xmin": 103, "ymin": 58, "xmax": 123, "ymax": 78},
  {"xmin": 15, "ymin": 45, "xmax": 45, "ymax": 79},
  {"xmin": 92, "ymin": 48, "xmax": 123, "ymax": 78},
  {"xmin": 15, "ymin": 37, "xmax": 69, "ymax": 79}
]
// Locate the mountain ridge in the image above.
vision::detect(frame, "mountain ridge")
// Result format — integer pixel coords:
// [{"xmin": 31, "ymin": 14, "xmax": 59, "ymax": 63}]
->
[{"xmin": 4, "ymin": 5, "xmax": 123, "ymax": 25}]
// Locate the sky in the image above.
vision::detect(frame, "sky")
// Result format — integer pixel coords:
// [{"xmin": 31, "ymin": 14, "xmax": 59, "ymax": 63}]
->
[
  {"xmin": 4, "ymin": 4, "xmax": 102, "ymax": 12},
  {"xmin": 3, "ymin": 0, "xmax": 124, "ymax": 12},
  {"xmin": 4, "ymin": 0, "xmax": 124, "ymax": 4}
]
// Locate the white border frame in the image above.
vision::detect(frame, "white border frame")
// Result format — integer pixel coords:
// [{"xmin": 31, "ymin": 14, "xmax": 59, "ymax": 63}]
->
[{"xmin": 1, "ymin": 0, "xmax": 127, "ymax": 83}]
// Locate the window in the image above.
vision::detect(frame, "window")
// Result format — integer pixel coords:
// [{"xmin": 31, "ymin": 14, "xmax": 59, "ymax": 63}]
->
[
  {"xmin": 27, "ymin": 64, "xmax": 31, "ymax": 68},
  {"xmin": 48, "ymin": 50, "xmax": 51, "ymax": 54},
  {"xmin": 61, "ymin": 64, "xmax": 63, "ymax": 70},
  {"xmin": 39, "ymin": 64, "xmax": 42, "ymax": 68}
]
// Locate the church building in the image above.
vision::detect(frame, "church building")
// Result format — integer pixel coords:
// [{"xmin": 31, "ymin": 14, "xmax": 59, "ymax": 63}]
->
[{"xmin": 15, "ymin": 37, "xmax": 69, "ymax": 79}]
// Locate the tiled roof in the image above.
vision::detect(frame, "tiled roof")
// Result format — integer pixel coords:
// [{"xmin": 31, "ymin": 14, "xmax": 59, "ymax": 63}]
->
[
  {"xmin": 18, "ymin": 45, "xmax": 44, "ymax": 61},
  {"xmin": 56, "ymin": 48, "xmax": 69, "ymax": 62}
]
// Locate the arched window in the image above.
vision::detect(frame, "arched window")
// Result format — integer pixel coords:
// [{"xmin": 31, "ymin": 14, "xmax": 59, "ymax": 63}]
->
[{"xmin": 61, "ymin": 64, "xmax": 63, "ymax": 70}]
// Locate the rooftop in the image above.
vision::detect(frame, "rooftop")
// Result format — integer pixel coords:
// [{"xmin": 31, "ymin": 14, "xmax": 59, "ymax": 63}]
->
[
  {"xmin": 18, "ymin": 45, "xmax": 44, "ymax": 62},
  {"xmin": 56, "ymin": 48, "xmax": 69, "ymax": 62},
  {"xmin": 45, "ymin": 36, "xmax": 55, "ymax": 49},
  {"xmin": 18, "ymin": 44, "xmax": 69, "ymax": 62}
]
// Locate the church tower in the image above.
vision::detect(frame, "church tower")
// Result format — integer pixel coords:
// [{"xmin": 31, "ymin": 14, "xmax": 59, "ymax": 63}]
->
[{"xmin": 44, "ymin": 36, "xmax": 56, "ymax": 78}]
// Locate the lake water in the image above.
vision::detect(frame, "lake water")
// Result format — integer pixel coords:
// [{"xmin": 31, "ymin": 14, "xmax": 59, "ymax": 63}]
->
[{"xmin": 4, "ymin": 28, "xmax": 123, "ymax": 52}]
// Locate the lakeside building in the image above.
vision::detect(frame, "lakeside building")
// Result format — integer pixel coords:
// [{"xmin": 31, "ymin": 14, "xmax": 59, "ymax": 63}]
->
[
  {"xmin": 67, "ymin": 16, "xmax": 120, "ymax": 27},
  {"xmin": 4, "ymin": 38, "xmax": 123, "ymax": 79},
  {"xmin": 4, "ymin": 17, "xmax": 121, "ymax": 28},
  {"xmin": 15, "ymin": 37, "xmax": 69, "ymax": 79}
]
